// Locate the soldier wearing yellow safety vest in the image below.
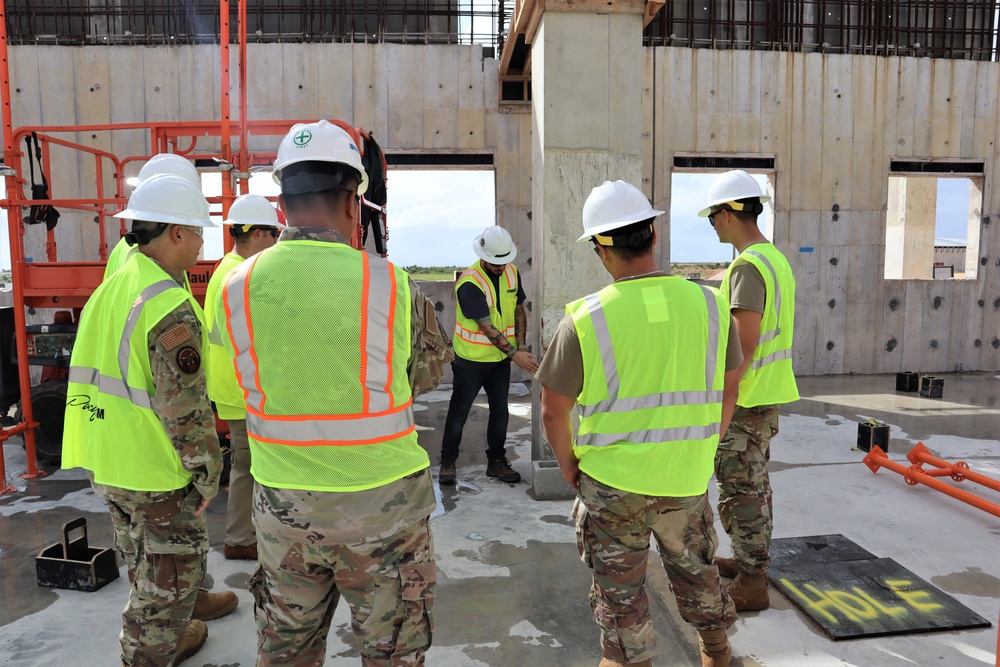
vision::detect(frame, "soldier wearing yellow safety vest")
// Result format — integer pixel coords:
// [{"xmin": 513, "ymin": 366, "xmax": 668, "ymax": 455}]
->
[
  {"xmin": 204, "ymin": 193, "xmax": 283, "ymax": 561},
  {"xmin": 699, "ymin": 170, "xmax": 800, "ymax": 613},
  {"xmin": 104, "ymin": 153, "xmax": 202, "ymax": 282},
  {"xmin": 216, "ymin": 120, "xmax": 453, "ymax": 665},
  {"xmin": 438, "ymin": 225, "xmax": 539, "ymax": 485},
  {"xmin": 63, "ymin": 174, "xmax": 238, "ymax": 667},
  {"xmin": 538, "ymin": 180, "xmax": 742, "ymax": 667}
]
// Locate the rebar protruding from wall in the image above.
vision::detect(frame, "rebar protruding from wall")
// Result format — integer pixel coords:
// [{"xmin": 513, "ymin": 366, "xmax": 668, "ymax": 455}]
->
[{"xmin": 863, "ymin": 444, "xmax": 1000, "ymax": 519}]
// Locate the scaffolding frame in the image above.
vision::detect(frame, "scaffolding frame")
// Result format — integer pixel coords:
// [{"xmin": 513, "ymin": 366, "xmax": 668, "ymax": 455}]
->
[{"xmin": 0, "ymin": 0, "xmax": 377, "ymax": 490}]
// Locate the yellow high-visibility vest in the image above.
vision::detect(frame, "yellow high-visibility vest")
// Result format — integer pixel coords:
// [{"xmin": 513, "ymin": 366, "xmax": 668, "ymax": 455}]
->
[
  {"xmin": 220, "ymin": 240, "xmax": 428, "ymax": 492},
  {"xmin": 205, "ymin": 252, "xmax": 245, "ymax": 420},
  {"xmin": 103, "ymin": 237, "xmax": 134, "ymax": 280},
  {"xmin": 453, "ymin": 262, "xmax": 518, "ymax": 362},
  {"xmin": 570, "ymin": 277, "xmax": 729, "ymax": 497},
  {"xmin": 63, "ymin": 253, "xmax": 207, "ymax": 491},
  {"xmin": 722, "ymin": 243, "xmax": 800, "ymax": 407}
]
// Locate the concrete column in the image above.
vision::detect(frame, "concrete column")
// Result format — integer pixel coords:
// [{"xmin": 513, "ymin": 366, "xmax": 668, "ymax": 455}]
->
[
  {"xmin": 885, "ymin": 176, "xmax": 936, "ymax": 280},
  {"xmin": 529, "ymin": 7, "xmax": 645, "ymax": 499}
]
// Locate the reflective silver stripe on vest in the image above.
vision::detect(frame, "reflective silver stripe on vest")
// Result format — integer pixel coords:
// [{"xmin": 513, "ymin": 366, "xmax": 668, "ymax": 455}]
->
[
  {"xmin": 577, "ymin": 422, "xmax": 721, "ymax": 448},
  {"xmin": 223, "ymin": 255, "xmax": 264, "ymax": 411},
  {"xmin": 461, "ymin": 269, "xmax": 494, "ymax": 307},
  {"xmin": 585, "ymin": 293, "xmax": 620, "ymax": 400},
  {"xmin": 751, "ymin": 346, "xmax": 793, "ymax": 371},
  {"xmin": 579, "ymin": 286, "xmax": 721, "ymax": 432},
  {"xmin": 745, "ymin": 249, "xmax": 781, "ymax": 345},
  {"xmin": 700, "ymin": 285, "xmax": 720, "ymax": 391},
  {"xmin": 364, "ymin": 256, "xmax": 394, "ymax": 413},
  {"xmin": 247, "ymin": 404, "xmax": 414, "ymax": 445},
  {"xmin": 68, "ymin": 365, "xmax": 149, "ymax": 408},
  {"xmin": 580, "ymin": 389, "xmax": 725, "ymax": 418},
  {"xmin": 70, "ymin": 279, "xmax": 180, "ymax": 410}
]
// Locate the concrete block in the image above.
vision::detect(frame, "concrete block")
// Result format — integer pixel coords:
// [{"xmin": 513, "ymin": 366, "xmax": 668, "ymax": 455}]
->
[{"xmin": 531, "ymin": 459, "xmax": 575, "ymax": 500}]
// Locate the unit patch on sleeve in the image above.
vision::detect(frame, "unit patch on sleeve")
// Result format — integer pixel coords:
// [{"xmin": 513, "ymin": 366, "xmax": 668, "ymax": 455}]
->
[
  {"xmin": 160, "ymin": 323, "xmax": 193, "ymax": 351},
  {"xmin": 176, "ymin": 346, "xmax": 201, "ymax": 374}
]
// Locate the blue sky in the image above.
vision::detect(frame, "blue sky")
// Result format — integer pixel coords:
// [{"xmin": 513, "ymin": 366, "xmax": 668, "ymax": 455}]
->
[{"xmin": 0, "ymin": 171, "xmax": 974, "ymax": 269}]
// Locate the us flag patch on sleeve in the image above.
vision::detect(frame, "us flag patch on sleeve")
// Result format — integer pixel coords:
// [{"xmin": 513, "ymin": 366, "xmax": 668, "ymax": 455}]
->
[{"xmin": 160, "ymin": 323, "xmax": 192, "ymax": 351}]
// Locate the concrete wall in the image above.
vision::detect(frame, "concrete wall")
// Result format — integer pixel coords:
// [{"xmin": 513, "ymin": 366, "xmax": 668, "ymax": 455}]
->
[
  {"xmin": 645, "ymin": 47, "xmax": 1000, "ymax": 374},
  {"xmin": 6, "ymin": 43, "xmax": 534, "ymax": 311},
  {"xmin": 7, "ymin": 43, "xmax": 1000, "ymax": 375}
]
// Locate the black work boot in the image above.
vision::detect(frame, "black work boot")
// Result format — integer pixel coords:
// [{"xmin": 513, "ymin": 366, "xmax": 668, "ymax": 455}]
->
[
  {"xmin": 486, "ymin": 457, "xmax": 521, "ymax": 483},
  {"xmin": 439, "ymin": 459, "xmax": 457, "ymax": 485}
]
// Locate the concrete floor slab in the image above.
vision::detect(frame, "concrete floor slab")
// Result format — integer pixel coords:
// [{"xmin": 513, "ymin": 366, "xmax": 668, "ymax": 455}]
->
[{"xmin": 1, "ymin": 373, "xmax": 998, "ymax": 666}]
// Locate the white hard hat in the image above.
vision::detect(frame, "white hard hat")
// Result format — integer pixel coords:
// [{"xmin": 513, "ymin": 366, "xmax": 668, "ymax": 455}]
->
[
  {"xmin": 578, "ymin": 180, "xmax": 663, "ymax": 242},
  {"xmin": 135, "ymin": 153, "xmax": 201, "ymax": 189},
  {"xmin": 114, "ymin": 174, "xmax": 216, "ymax": 227},
  {"xmin": 473, "ymin": 226, "xmax": 517, "ymax": 264},
  {"xmin": 224, "ymin": 194, "xmax": 284, "ymax": 229},
  {"xmin": 697, "ymin": 170, "xmax": 770, "ymax": 217},
  {"xmin": 272, "ymin": 120, "xmax": 369, "ymax": 195}
]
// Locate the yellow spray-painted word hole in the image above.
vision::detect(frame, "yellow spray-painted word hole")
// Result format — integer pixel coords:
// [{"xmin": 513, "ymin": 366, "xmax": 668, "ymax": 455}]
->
[{"xmin": 780, "ymin": 578, "xmax": 944, "ymax": 625}]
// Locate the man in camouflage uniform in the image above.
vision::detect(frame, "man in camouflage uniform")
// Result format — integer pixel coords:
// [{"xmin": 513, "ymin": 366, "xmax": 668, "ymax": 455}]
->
[
  {"xmin": 701, "ymin": 170, "xmax": 799, "ymax": 612},
  {"xmin": 217, "ymin": 121, "xmax": 453, "ymax": 666},
  {"xmin": 538, "ymin": 181, "xmax": 740, "ymax": 667},
  {"xmin": 63, "ymin": 174, "xmax": 238, "ymax": 667}
]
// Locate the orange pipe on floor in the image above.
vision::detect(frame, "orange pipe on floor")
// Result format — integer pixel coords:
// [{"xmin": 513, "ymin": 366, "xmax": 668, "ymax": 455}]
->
[
  {"xmin": 907, "ymin": 442, "xmax": 1000, "ymax": 494},
  {"xmin": 863, "ymin": 446, "xmax": 1000, "ymax": 519}
]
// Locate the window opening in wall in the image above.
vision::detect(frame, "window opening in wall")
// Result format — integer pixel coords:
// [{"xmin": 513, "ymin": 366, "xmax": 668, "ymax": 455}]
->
[
  {"xmin": 387, "ymin": 169, "xmax": 496, "ymax": 280},
  {"xmin": 883, "ymin": 168, "xmax": 983, "ymax": 281},
  {"xmin": 669, "ymin": 168, "xmax": 774, "ymax": 280}
]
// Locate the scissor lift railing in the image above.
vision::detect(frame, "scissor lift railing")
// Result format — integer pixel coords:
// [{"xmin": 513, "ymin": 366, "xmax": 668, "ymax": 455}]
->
[{"xmin": 0, "ymin": 0, "xmax": 384, "ymax": 491}]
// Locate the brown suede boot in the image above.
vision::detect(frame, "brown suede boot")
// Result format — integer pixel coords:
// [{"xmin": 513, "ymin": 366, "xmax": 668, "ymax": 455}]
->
[
  {"xmin": 726, "ymin": 571, "xmax": 770, "ymax": 612},
  {"xmin": 223, "ymin": 543, "xmax": 258, "ymax": 560},
  {"xmin": 598, "ymin": 659, "xmax": 652, "ymax": 667},
  {"xmin": 714, "ymin": 556, "xmax": 739, "ymax": 579},
  {"xmin": 192, "ymin": 589, "xmax": 239, "ymax": 621},
  {"xmin": 174, "ymin": 619, "xmax": 208, "ymax": 665}
]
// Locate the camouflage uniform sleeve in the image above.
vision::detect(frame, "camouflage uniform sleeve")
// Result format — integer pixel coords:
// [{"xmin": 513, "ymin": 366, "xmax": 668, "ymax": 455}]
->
[
  {"xmin": 148, "ymin": 301, "xmax": 223, "ymax": 500},
  {"xmin": 407, "ymin": 278, "xmax": 454, "ymax": 398}
]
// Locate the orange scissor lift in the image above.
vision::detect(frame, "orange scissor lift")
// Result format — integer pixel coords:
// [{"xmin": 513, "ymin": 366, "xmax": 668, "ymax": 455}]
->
[{"xmin": 0, "ymin": 0, "xmax": 387, "ymax": 492}]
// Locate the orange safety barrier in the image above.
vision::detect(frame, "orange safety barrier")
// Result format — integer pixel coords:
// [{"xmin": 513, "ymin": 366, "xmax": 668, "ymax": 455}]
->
[{"xmin": 863, "ymin": 444, "xmax": 1000, "ymax": 519}]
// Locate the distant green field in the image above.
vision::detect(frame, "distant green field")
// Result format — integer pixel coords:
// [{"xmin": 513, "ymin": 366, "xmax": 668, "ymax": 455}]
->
[
  {"xmin": 410, "ymin": 272, "xmax": 457, "ymax": 281},
  {"xmin": 403, "ymin": 266, "xmax": 462, "ymax": 281}
]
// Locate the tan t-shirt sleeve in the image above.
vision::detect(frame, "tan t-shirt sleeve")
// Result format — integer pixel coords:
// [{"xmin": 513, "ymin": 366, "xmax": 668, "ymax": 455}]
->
[
  {"xmin": 535, "ymin": 313, "xmax": 583, "ymax": 399},
  {"xmin": 728, "ymin": 261, "xmax": 766, "ymax": 314}
]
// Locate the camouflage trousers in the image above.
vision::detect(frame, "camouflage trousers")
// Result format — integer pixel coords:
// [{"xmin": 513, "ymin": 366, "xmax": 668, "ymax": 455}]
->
[
  {"xmin": 225, "ymin": 419, "xmax": 256, "ymax": 547},
  {"xmin": 250, "ymin": 482, "xmax": 436, "ymax": 666},
  {"xmin": 574, "ymin": 473, "xmax": 736, "ymax": 664},
  {"xmin": 92, "ymin": 481, "xmax": 208, "ymax": 667},
  {"xmin": 714, "ymin": 404, "xmax": 780, "ymax": 574}
]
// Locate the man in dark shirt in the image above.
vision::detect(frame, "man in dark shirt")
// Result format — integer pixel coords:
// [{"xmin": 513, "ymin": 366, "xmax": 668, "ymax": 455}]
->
[{"xmin": 440, "ymin": 226, "xmax": 538, "ymax": 484}]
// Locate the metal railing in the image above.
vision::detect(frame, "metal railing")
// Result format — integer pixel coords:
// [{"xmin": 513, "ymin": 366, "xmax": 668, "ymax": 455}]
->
[
  {"xmin": 5, "ymin": 1, "xmax": 502, "ymax": 51},
  {"xmin": 644, "ymin": 0, "xmax": 1000, "ymax": 62}
]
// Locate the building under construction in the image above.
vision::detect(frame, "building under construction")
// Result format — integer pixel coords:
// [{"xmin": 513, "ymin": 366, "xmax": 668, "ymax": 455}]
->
[{"xmin": 0, "ymin": 2, "xmax": 998, "ymax": 666}]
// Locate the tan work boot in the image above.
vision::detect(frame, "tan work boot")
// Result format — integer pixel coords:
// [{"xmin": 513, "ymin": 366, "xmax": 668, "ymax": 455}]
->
[
  {"xmin": 699, "ymin": 629, "xmax": 731, "ymax": 667},
  {"xmin": 598, "ymin": 659, "xmax": 652, "ymax": 667},
  {"xmin": 439, "ymin": 459, "xmax": 457, "ymax": 485},
  {"xmin": 714, "ymin": 556, "xmax": 739, "ymax": 579},
  {"xmin": 700, "ymin": 642, "xmax": 732, "ymax": 667},
  {"xmin": 174, "ymin": 619, "xmax": 208, "ymax": 665},
  {"xmin": 726, "ymin": 571, "xmax": 770, "ymax": 612},
  {"xmin": 192, "ymin": 589, "xmax": 238, "ymax": 621}
]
